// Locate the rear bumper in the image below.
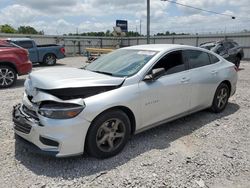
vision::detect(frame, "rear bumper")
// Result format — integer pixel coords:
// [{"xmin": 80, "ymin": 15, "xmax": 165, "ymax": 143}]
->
[
  {"xmin": 18, "ymin": 60, "xmax": 32, "ymax": 75},
  {"xmin": 57, "ymin": 54, "xmax": 66, "ymax": 59}
]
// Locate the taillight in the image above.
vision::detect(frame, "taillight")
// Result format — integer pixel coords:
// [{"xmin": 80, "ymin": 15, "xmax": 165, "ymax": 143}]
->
[
  {"xmin": 60, "ymin": 47, "xmax": 65, "ymax": 54},
  {"xmin": 16, "ymin": 49, "xmax": 29, "ymax": 63},
  {"xmin": 24, "ymin": 49, "xmax": 29, "ymax": 57}
]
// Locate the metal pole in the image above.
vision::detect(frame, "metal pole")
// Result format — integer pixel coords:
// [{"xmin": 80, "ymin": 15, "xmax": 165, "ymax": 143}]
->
[
  {"xmin": 147, "ymin": 0, "xmax": 150, "ymax": 44},
  {"xmin": 140, "ymin": 19, "xmax": 142, "ymax": 36}
]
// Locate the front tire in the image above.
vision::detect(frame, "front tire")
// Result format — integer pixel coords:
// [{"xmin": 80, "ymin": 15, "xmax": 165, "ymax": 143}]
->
[
  {"xmin": 43, "ymin": 54, "xmax": 56, "ymax": 66},
  {"xmin": 210, "ymin": 83, "xmax": 230, "ymax": 113},
  {"xmin": 86, "ymin": 110, "xmax": 131, "ymax": 158},
  {"xmin": 0, "ymin": 65, "xmax": 17, "ymax": 88}
]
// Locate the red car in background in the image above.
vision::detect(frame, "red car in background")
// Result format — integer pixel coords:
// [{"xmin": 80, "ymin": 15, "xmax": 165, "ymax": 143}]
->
[{"xmin": 0, "ymin": 40, "xmax": 32, "ymax": 88}]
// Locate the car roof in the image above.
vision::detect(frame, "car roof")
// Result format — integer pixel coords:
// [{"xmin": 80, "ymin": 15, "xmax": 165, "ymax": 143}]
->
[
  {"xmin": 0, "ymin": 40, "xmax": 13, "ymax": 46},
  {"xmin": 200, "ymin": 39, "xmax": 237, "ymax": 46},
  {"xmin": 0, "ymin": 40, "xmax": 8, "ymax": 44},
  {"xmin": 122, "ymin": 44, "xmax": 201, "ymax": 52},
  {"xmin": 7, "ymin": 38, "xmax": 32, "ymax": 41},
  {"xmin": 200, "ymin": 42, "xmax": 216, "ymax": 46},
  {"xmin": 0, "ymin": 40, "xmax": 21, "ymax": 48}
]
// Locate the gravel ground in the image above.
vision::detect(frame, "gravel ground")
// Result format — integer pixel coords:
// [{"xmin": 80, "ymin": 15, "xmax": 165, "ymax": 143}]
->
[{"xmin": 0, "ymin": 57, "xmax": 249, "ymax": 188}]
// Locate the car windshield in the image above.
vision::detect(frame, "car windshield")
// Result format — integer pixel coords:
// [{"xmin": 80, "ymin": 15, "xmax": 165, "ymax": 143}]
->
[{"xmin": 86, "ymin": 49, "xmax": 158, "ymax": 77}]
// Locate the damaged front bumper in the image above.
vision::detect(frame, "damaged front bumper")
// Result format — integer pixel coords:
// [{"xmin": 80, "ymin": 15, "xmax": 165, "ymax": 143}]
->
[{"xmin": 13, "ymin": 92, "xmax": 91, "ymax": 157}]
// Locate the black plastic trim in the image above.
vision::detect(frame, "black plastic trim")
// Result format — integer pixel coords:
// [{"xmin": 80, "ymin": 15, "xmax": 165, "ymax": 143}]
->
[
  {"xmin": 41, "ymin": 85, "xmax": 122, "ymax": 100},
  {"xmin": 39, "ymin": 136, "xmax": 59, "ymax": 147},
  {"xmin": 15, "ymin": 134, "xmax": 59, "ymax": 157}
]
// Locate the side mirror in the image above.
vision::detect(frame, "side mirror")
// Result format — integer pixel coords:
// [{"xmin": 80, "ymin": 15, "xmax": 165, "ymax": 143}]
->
[{"xmin": 144, "ymin": 68, "xmax": 165, "ymax": 81}]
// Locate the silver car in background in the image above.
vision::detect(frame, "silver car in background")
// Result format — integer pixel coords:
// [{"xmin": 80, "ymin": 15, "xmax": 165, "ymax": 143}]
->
[{"xmin": 13, "ymin": 44, "xmax": 238, "ymax": 158}]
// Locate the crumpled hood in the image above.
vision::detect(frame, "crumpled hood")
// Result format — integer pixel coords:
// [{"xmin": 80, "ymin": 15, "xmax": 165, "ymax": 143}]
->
[{"xmin": 28, "ymin": 67, "xmax": 125, "ymax": 90}]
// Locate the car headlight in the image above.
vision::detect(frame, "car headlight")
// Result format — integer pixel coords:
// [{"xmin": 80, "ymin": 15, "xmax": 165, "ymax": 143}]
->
[{"xmin": 38, "ymin": 102, "xmax": 85, "ymax": 119}]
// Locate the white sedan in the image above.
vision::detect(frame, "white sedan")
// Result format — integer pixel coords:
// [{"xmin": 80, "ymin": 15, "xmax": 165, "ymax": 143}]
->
[{"xmin": 13, "ymin": 44, "xmax": 237, "ymax": 158}]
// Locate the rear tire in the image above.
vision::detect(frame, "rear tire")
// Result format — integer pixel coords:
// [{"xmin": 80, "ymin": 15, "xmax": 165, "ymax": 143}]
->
[
  {"xmin": 43, "ymin": 54, "xmax": 56, "ymax": 66},
  {"xmin": 86, "ymin": 110, "xmax": 131, "ymax": 158},
  {"xmin": 210, "ymin": 83, "xmax": 230, "ymax": 113},
  {"xmin": 235, "ymin": 56, "xmax": 241, "ymax": 68},
  {"xmin": 0, "ymin": 65, "xmax": 17, "ymax": 88}
]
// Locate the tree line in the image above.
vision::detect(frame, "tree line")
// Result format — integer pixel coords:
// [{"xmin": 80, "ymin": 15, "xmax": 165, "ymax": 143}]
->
[
  {"xmin": 0, "ymin": 24, "xmax": 44, "ymax": 35},
  {"xmin": 65, "ymin": 30, "xmax": 188, "ymax": 37},
  {"xmin": 66, "ymin": 30, "xmax": 142, "ymax": 37},
  {"xmin": 154, "ymin": 31, "xmax": 188, "ymax": 36},
  {"xmin": 0, "ymin": 24, "xmax": 188, "ymax": 36}
]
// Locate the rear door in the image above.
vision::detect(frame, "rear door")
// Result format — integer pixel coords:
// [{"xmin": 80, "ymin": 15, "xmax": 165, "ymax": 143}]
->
[
  {"xmin": 184, "ymin": 50, "xmax": 220, "ymax": 110},
  {"xmin": 139, "ymin": 50, "xmax": 191, "ymax": 128}
]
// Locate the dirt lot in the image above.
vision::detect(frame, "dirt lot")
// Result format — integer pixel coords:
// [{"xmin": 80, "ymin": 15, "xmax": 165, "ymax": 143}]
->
[{"xmin": 0, "ymin": 57, "xmax": 249, "ymax": 188}]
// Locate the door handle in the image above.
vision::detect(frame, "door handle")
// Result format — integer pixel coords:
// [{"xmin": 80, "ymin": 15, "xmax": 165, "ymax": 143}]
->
[
  {"xmin": 181, "ymin": 77, "xmax": 190, "ymax": 83},
  {"xmin": 211, "ymin": 70, "xmax": 218, "ymax": 74}
]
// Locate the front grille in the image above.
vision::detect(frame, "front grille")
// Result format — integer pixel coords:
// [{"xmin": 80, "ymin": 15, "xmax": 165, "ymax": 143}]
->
[
  {"xmin": 22, "ymin": 105, "xmax": 39, "ymax": 120},
  {"xmin": 27, "ymin": 95, "xmax": 33, "ymax": 102},
  {"xmin": 14, "ymin": 120, "xmax": 32, "ymax": 134}
]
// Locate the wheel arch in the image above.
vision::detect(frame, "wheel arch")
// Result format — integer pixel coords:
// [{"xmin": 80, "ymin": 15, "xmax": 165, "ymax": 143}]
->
[
  {"xmin": 88, "ymin": 105, "xmax": 136, "ymax": 135},
  {"xmin": 43, "ymin": 53, "xmax": 57, "ymax": 61},
  {"xmin": 0, "ymin": 62, "xmax": 18, "ymax": 74},
  {"xmin": 220, "ymin": 80, "xmax": 232, "ymax": 95}
]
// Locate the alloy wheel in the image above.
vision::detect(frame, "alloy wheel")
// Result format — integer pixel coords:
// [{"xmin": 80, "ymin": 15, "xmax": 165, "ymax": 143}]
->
[
  {"xmin": 45, "ymin": 55, "xmax": 56, "ymax": 65},
  {"xmin": 96, "ymin": 118, "xmax": 126, "ymax": 152},
  {"xmin": 216, "ymin": 87, "xmax": 228, "ymax": 109},
  {"xmin": 0, "ymin": 67, "xmax": 15, "ymax": 87}
]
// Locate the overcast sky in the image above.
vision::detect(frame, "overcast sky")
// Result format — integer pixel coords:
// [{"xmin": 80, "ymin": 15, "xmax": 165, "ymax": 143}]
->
[{"xmin": 0, "ymin": 0, "xmax": 249, "ymax": 35}]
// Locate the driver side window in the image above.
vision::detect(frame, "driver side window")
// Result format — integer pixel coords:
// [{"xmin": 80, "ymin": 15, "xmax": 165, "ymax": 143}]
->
[{"xmin": 152, "ymin": 50, "xmax": 186, "ymax": 75}]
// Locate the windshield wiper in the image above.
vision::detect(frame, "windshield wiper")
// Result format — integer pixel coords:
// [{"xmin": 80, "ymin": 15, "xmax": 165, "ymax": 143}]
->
[{"xmin": 91, "ymin": 70, "xmax": 113, "ymax": 76}]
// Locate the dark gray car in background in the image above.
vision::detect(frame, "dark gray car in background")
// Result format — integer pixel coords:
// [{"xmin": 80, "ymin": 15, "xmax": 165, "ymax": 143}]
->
[{"xmin": 200, "ymin": 40, "xmax": 244, "ymax": 68}]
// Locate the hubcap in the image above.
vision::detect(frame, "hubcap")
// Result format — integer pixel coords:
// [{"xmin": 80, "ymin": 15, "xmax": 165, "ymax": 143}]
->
[
  {"xmin": 0, "ymin": 68, "xmax": 15, "ymax": 87},
  {"xmin": 217, "ymin": 87, "xmax": 228, "ymax": 109},
  {"xmin": 46, "ymin": 55, "xmax": 55, "ymax": 65},
  {"xmin": 96, "ymin": 118, "xmax": 126, "ymax": 152}
]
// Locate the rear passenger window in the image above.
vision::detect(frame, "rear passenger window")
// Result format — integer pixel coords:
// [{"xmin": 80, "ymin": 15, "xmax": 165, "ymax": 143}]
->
[
  {"xmin": 184, "ymin": 50, "xmax": 211, "ymax": 69},
  {"xmin": 209, "ymin": 54, "xmax": 220, "ymax": 64},
  {"xmin": 15, "ymin": 41, "xmax": 33, "ymax": 49},
  {"xmin": 225, "ymin": 42, "xmax": 235, "ymax": 49}
]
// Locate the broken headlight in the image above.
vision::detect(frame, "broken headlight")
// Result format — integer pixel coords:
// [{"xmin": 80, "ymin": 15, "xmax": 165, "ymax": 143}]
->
[{"xmin": 38, "ymin": 102, "xmax": 84, "ymax": 119}]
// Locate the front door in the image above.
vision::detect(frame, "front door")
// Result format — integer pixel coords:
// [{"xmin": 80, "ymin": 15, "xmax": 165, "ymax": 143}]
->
[{"xmin": 139, "ymin": 50, "xmax": 191, "ymax": 129}]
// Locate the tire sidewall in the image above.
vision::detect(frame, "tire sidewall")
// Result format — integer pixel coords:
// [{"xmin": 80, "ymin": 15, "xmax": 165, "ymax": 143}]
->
[
  {"xmin": 211, "ymin": 83, "xmax": 230, "ymax": 113},
  {"xmin": 235, "ymin": 56, "xmax": 241, "ymax": 68},
  {"xmin": 86, "ymin": 110, "xmax": 131, "ymax": 158},
  {"xmin": 43, "ymin": 54, "xmax": 56, "ymax": 66},
  {"xmin": 0, "ymin": 65, "xmax": 17, "ymax": 88}
]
